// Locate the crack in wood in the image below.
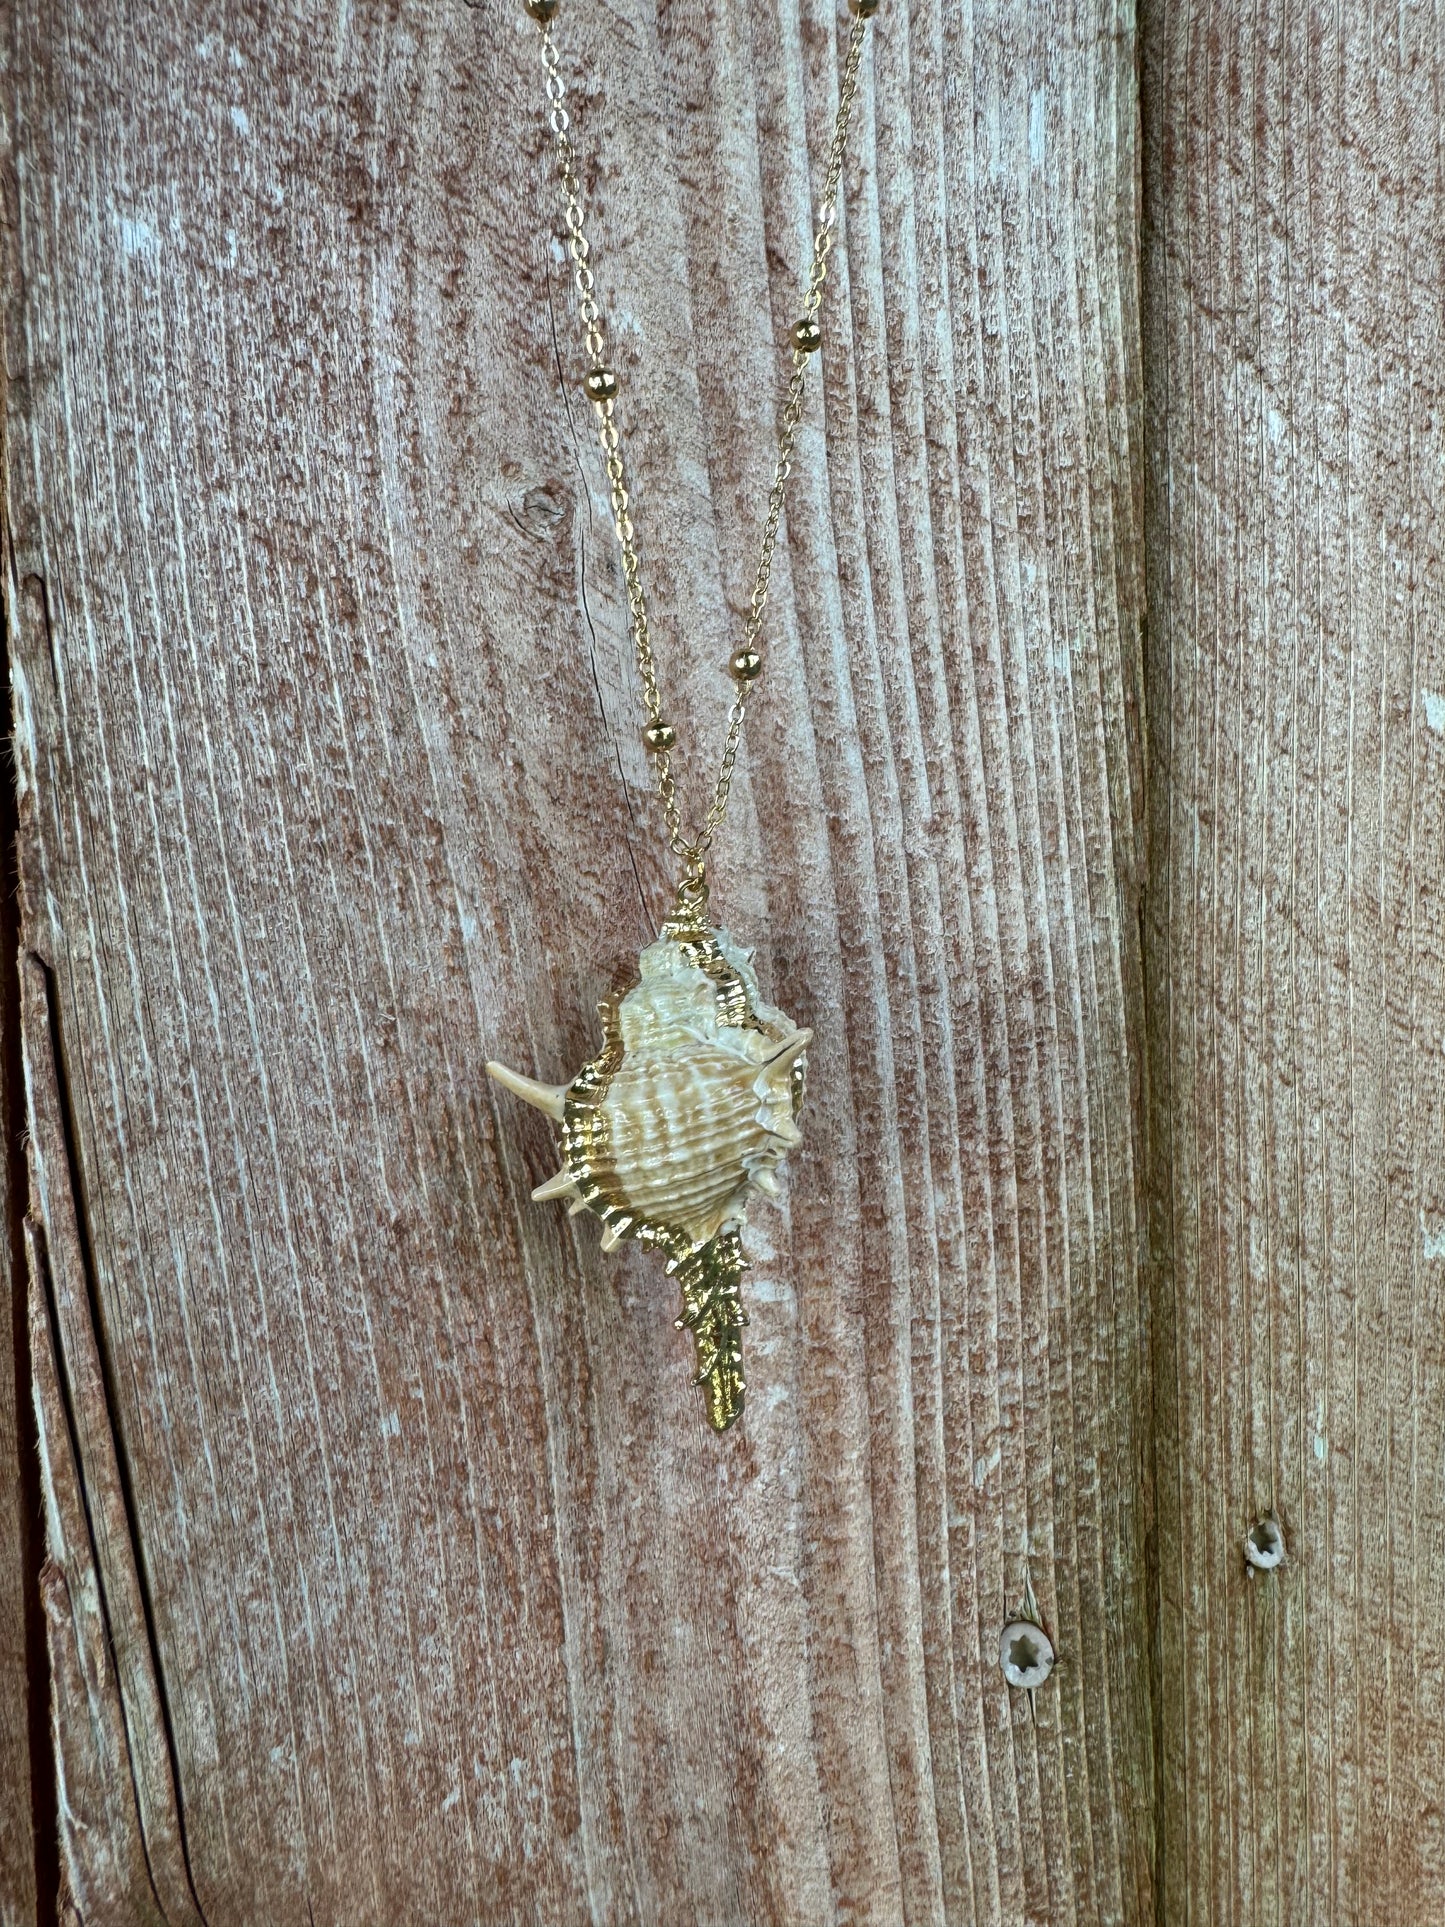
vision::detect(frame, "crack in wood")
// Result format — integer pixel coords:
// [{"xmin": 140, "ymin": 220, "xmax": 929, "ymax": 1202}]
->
[
  {"xmin": 28, "ymin": 1212, "xmax": 167, "ymax": 1924},
  {"xmin": 23, "ymin": 955, "xmax": 209, "ymax": 1926}
]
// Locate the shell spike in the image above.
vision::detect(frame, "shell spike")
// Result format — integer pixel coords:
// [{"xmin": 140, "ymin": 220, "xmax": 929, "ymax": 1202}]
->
[
  {"xmin": 531, "ymin": 1169, "xmax": 577, "ymax": 1203},
  {"xmin": 486, "ymin": 1061, "xmax": 568, "ymax": 1120},
  {"xmin": 762, "ymin": 1028, "xmax": 811, "ymax": 1074}
]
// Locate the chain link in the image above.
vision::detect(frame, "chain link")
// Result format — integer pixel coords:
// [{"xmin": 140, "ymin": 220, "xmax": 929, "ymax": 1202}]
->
[{"xmin": 535, "ymin": 11, "xmax": 871, "ymax": 874}]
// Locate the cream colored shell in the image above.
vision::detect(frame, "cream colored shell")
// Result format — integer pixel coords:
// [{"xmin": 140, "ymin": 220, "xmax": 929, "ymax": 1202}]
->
[{"xmin": 486, "ymin": 923, "xmax": 809, "ymax": 1253}]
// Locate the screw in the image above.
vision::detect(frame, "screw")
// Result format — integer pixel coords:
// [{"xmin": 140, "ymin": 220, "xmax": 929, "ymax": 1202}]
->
[{"xmin": 999, "ymin": 1619, "xmax": 1055, "ymax": 1690}]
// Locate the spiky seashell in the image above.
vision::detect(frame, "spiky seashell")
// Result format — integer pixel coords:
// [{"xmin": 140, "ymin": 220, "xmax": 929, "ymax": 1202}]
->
[{"xmin": 487, "ymin": 891, "xmax": 809, "ymax": 1430}]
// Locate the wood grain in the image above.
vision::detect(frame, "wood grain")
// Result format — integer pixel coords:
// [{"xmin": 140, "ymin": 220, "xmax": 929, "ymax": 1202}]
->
[
  {"xmin": 1143, "ymin": 4, "xmax": 1445, "ymax": 1923},
  {"xmin": 1, "ymin": 0, "xmax": 1151, "ymax": 1920}
]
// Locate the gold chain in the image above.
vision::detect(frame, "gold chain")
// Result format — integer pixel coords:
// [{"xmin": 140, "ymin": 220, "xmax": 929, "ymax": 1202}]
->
[{"xmin": 531, "ymin": 2, "xmax": 874, "ymax": 881}]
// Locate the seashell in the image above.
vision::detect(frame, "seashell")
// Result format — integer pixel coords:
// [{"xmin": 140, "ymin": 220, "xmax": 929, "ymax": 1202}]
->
[{"xmin": 487, "ymin": 889, "xmax": 809, "ymax": 1431}]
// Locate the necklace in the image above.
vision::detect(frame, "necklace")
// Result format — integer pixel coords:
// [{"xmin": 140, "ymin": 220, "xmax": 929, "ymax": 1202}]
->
[{"xmin": 487, "ymin": 0, "xmax": 878, "ymax": 1430}]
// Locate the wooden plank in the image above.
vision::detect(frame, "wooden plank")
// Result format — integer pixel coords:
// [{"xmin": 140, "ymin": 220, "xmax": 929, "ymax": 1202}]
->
[
  {"xmin": 3, "ymin": 0, "xmax": 1152, "ymax": 1918},
  {"xmin": 1143, "ymin": 5, "xmax": 1445, "ymax": 1922}
]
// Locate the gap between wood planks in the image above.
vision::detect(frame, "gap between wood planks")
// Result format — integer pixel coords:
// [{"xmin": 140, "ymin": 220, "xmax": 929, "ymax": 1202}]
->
[{"xmin": 1, "ymin": 558, "xmax": 58, "ymax": 1925}]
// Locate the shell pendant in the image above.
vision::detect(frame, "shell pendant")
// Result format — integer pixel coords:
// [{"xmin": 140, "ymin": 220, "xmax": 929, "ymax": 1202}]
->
[{"xmin": 487, "ymin": 879, "xmax": 810, "ymax": 1430}]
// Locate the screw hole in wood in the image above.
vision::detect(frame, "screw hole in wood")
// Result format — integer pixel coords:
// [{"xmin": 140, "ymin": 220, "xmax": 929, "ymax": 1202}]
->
[{"xmin": 1244, "ymin": 1516, "xmax": 1286, "ymax": 1572}]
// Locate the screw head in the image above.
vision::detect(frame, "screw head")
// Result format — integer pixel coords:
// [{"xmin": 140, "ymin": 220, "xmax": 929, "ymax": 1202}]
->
[
  {"xmin": 1244, "ymin": 1516, "xmax": 1286, "ymax": 1571},
  {"xmin": 999, "ymin": 1620, "xmax": 1055, "ymax": 1690},
  {"xmin": 584, "ymin": 366, "xmax": 619, "ymax": 403}
]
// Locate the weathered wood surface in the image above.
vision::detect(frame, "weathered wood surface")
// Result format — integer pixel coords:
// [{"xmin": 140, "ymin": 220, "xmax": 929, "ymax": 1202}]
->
[
  {"xmin": 1143, "ymin": 6, "xmax": 1445, "ymax": 1925},
  {"xmin": 2, "ymin": 0, "xmax": 1153, "ymax": 1920}
]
